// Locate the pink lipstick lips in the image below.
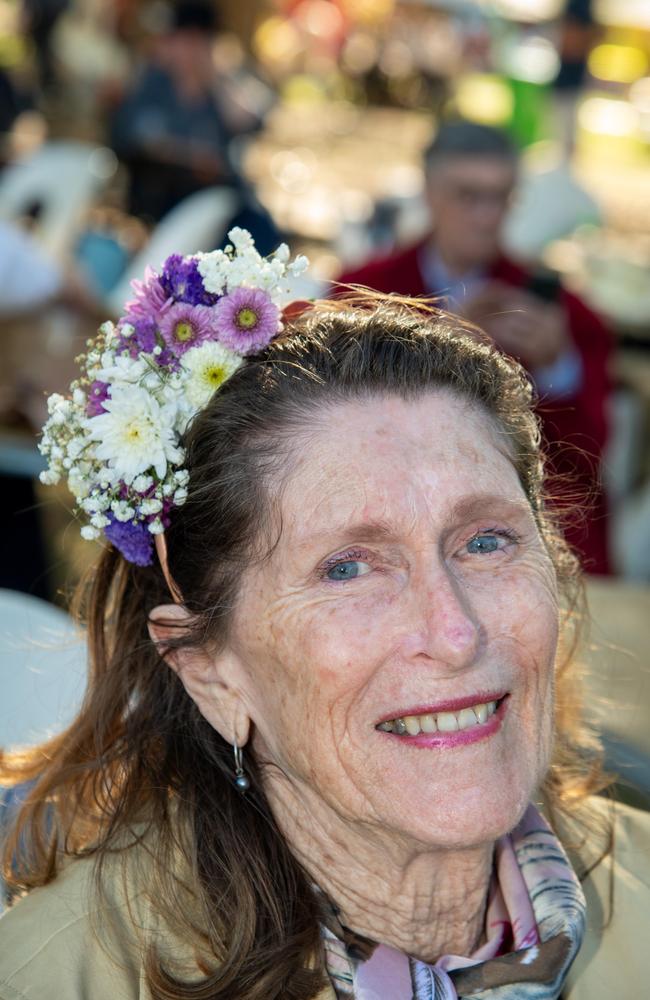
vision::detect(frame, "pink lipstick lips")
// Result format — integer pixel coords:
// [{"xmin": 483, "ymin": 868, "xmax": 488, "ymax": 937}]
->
[{"xmin": 375, "ymin": 693, "xmax": 509, "ymax": 749}]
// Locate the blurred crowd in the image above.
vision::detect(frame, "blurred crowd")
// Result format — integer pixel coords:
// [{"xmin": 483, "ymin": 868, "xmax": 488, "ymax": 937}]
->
[{"xmin": 1, "ymin": 0, "xmax": 650, "ymax": 600}]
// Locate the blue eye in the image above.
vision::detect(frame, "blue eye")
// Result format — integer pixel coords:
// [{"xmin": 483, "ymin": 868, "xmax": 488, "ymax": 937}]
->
[
  {"xmin": 466, "ymin": 532, "xmax": 511, "ymax": 555},
  {"xmin": 326, "ymin": 560, "xmax": 370, "ymax": 581}
]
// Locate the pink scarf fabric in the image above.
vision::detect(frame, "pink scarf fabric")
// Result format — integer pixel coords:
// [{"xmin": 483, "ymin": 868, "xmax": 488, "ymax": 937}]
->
[{"xmin": 321, "ymin": 805, "xmax": 586, "ymax": 999}]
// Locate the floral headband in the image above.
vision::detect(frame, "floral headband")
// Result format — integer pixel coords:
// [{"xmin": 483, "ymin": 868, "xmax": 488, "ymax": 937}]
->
[{"xmin": 39, "ymin": 228, "xmax": 308, "ymax": 567}]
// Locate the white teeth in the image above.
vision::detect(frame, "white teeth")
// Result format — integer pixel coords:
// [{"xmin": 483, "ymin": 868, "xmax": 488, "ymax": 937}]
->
[
  {"xmin": 458, "ymin": 707, "xmax": 478, "ymax": 728},
  {"xmin": 475, "ymin": 703, "xmax": 488, "ymax": 723},
  {"xmin": 404, "ymin": 716, "xmax": 421, "ymax": 736},
  {"xmin": 378, "ymin": 698, "xmax": 501, "ymax": 736},
  {"xmin": 436, "ymin": 711, "xmax": 459, "ymax": 732},
  {"xmin": 420, "ymin": 713, "xmax": 437, "ymax": 733}
]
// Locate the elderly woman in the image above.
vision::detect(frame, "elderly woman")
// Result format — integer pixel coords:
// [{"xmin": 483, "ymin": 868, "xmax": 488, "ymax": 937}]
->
[{"xmin": 0, "ymin": 233, "xmax": 647, "ymax": 1000}]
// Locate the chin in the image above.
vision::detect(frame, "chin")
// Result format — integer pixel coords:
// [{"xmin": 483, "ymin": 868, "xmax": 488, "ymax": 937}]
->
[
  {"xmin": 369, "ymin": 740, "xmax": 547, "ymax": 850},
  {"xmin": 382, "ymin": 781, "xmax": 533, "ymax": 851}
]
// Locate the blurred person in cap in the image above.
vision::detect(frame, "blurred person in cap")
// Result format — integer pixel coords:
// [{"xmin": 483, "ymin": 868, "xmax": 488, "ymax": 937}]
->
[
  {"xmin": 340, "ymin": 120, "xmax": 612, "ymax": 575},
  {"xmin": 111, "ymin": 0, "xmax": 279, "ymax": 252}
]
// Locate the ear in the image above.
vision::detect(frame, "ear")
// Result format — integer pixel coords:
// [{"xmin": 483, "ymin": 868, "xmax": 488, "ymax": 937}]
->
[{"xmin": 148, "ymin": 603, "xmax": 250, "ymax": 747}]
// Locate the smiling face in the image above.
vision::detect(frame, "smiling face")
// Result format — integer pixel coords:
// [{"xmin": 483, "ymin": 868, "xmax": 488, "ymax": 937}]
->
[{"xmin": 224, "ymin": 391, "xmax": 558, "ymax": 851}]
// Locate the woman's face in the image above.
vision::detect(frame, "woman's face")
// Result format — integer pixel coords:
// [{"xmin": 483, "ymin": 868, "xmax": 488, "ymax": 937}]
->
[{"xmin": 225, "ymin": 392, "xmax": 558, "ymax": 849}]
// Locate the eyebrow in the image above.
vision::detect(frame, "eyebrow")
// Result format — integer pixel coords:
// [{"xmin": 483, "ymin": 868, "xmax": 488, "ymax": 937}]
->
[
  {"xmin": 296, "ymin": 493, "xmax": 531, "ymax": 552},
  {"xmin": 449, "ymin": 493, "xmax": 532, "ymax": 523},
  {"xmin": 297, "ymin": 520, "xmax": 396, "ymax": 552}
]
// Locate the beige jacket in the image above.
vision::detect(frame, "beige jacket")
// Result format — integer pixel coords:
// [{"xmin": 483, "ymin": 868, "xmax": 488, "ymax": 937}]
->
[{"xmin": 1, "ymin": 798, "xmax": 648, "ymax": 1000}]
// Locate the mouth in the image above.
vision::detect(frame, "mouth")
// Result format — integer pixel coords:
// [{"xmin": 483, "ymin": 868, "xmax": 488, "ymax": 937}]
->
[{"xmin": 375, "ymin": 693, "xmax": 509, "ymax": 739}]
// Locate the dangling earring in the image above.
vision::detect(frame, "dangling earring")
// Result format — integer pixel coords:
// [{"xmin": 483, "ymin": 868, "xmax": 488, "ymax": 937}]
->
[{"xmin": 233, "ymin": 738, "xmax": 250, "ymax": 792}]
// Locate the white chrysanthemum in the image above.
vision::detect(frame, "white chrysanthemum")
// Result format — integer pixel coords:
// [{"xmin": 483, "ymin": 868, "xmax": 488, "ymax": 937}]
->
[
  {"xmin": 86, "ymin": 385, "xmax": 182, "ymax": 484},
  {"xmin": 182, "ymin": 342, "xmax": 243, "ymax": 411}
]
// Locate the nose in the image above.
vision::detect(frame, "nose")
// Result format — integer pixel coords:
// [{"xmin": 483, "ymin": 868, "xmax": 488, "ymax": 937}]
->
[{"xmin": 401, "ymin": 560, "xmax": 484, "ymax": 671}]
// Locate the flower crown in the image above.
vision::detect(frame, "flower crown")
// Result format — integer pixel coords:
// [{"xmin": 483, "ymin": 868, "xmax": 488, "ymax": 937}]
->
[{"xmin": 39, "ymin": 228, "xmax": 309, "ymax": 567}]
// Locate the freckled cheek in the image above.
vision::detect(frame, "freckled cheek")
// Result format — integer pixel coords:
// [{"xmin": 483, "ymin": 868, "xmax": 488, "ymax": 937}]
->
[
  {"xmin": 274, "ymin": 604, "xmax": 382, "ymax": 725},
  {"xmin": 481, "ymin": 578, "xmax": 558, "ymax": 681}
]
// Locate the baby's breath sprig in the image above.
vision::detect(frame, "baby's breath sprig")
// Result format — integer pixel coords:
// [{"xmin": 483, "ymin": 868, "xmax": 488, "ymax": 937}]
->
[{"xmin": 39, "ymin": 229, "xmax": 308, "ymax": 566}]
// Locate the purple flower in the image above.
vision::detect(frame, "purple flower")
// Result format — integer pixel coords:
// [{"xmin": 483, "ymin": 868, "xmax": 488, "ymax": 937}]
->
[
  {"xmin": 104, "ymin": 516, "xmax": 154, "ymax": 566},
  {"xmin": 161, "ymin": 254, "xmax": 217, "ymax": 306},
  {"xmin": 159, "ymin": 302, "xmax": 216, "ymax": 355},
  {"xmin": 213, "ymin": 287, "xmax": 280, "ymax": 356},
  {"xmin": 117, "ymin": 315, "xmax": 158, "ymax": 357},
  {"xmin": 124, "ymin": 267, "xmax": 173, "ymax": 322},
  {"xmin": 86, "ymin": 380, "xmax": 110, "ymax": 417}
]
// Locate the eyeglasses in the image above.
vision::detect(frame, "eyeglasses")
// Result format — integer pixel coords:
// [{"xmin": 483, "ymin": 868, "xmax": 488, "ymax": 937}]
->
[{"xmin": 446, "ymin": 184, "xmax": 514, "ymax": 210}]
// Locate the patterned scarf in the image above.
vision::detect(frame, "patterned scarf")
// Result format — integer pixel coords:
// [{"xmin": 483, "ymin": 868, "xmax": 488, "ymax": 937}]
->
[{"xmin": 321, "ymin": 805, "xmax": 586, "ymax": 999}]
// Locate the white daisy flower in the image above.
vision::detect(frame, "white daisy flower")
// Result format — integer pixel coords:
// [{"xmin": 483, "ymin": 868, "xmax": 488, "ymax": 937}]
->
[
  {"xmin": 86, "ymin": 385, "xmax": 182, "ymax": 484},
  {"xmin": 182, "ymin": 342, "xmax": 243, "ymax": 411}
]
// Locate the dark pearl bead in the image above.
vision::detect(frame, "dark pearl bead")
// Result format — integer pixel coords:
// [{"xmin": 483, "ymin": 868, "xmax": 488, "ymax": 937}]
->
[{"xmin": 235, "ymin": 774, "xmax": 250, "ymax": 792}]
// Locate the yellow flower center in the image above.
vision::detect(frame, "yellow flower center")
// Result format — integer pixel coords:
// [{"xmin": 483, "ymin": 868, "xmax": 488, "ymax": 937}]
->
[
  {"xmin": 126, "ymin": 427, "xmax": 143, "ymax": 442},
  {"xmin": 236, "ymin": 307, "xmax": 258, "ymax": 330},
  {"xmin": 205, "ymin": 364, "xmax": 227, "ymax": 388},
  {"xmin": 174, "ymin": 321, "xmax": 195, "ymax": 343}
]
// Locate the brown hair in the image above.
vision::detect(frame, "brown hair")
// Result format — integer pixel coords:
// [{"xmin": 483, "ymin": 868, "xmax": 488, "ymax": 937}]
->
[{"xmin": 1, "ymin": 295, "xmax": 607, "ymax": 999}]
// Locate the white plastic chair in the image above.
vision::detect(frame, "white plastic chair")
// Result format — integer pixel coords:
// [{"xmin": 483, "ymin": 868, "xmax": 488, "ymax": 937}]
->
[
  {"xmin": 0, "ymin": 590, "xmax": 86, "ymax": 750},
  {"xmin": 104, "ymin": 186, "xmax": 239, "ymax": 317},
  {"xmin": 503, "ymin": 161, "xmax": 601, "ymax": 262},
  {"xmin": 0, "ymin": 141, "xmax": 117, "ymax": 259}
]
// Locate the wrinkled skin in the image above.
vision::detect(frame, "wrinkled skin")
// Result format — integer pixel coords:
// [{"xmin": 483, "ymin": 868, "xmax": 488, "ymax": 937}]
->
[{"xmin": 156, "ymin": 391, "xmax": 559, "ymax": 957}]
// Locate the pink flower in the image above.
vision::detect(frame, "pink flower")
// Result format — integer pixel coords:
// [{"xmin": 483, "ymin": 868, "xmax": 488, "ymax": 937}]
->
[
  {"xmin": 213, "ymin": 287, "xmax": 280, "ymax": 356},
  {"xmin": 124, "ymin": 267, "xmax": 173, "ymax": 323},
  {"xmin": 158, "ymin": 303, "xmax": 216, "ymax": 355}
]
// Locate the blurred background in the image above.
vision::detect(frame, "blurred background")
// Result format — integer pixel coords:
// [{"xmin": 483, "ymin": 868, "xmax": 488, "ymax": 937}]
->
[{"xmin": 0, "ymin": 0, "xmax": 649, "ymax": 803}]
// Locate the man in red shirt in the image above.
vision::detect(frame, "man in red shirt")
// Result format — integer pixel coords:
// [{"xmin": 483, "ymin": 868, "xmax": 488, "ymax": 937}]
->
[{"xmin": 340, "ymin": 121, "xmax": 612, "ymax": 574}]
